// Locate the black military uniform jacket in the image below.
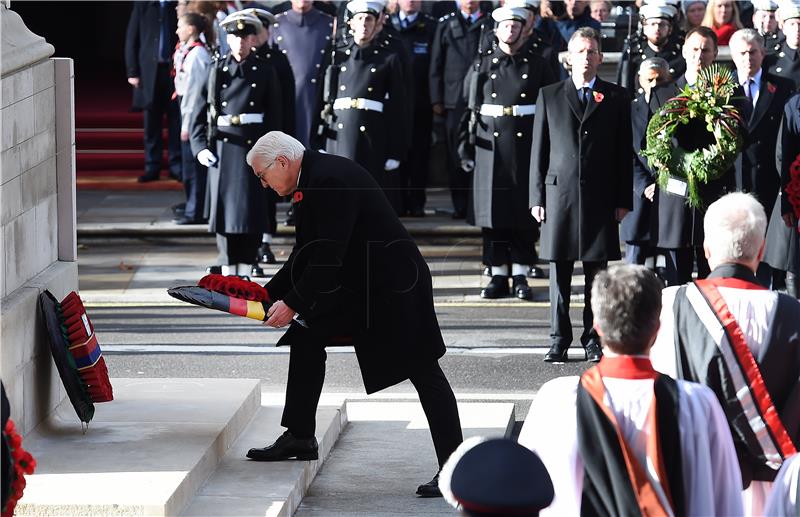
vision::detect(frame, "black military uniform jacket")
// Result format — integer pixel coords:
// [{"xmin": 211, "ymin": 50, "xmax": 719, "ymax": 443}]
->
[
  {"xmin": 767, "ymin": 41, "xmax": 800, "ymax": 87},
  {"xmin": 429, "ymin": 10, "xmax": 494, "ymax": 109},
  {"xmin": 479, "ymin": 28, "xmax": 562, "ymax": 81},
  {"xmin": 189, "ymin": 51, "xmax": 283, "ymax": 234},
  {"xmin": 256, "ymin": 42, "xmax": 296, "ymax": 137},
  {"xmin": 764, "ymin": 31, "xmax": 785, "ymax": 59},
  {"xmin": 616, "ymin": 33, "xmax": 686, "ymax": 93},
  {"xmin": 735, "ymin": 72, "xmax": 795, "ymax": 215},
  {"xmin": 529, "ymin": 78, "xmax": 633, "ymax": 261},
  {"xmin": 461, "ymin": 43, "xmax": 557, "ymax": 229},
  {"xmin": 265, "ymin": 151, "xmax": 446, "ymax": 394},
  {"xmin": 322, "ymin": 39, "xmax": 408, "ymax": 180}
]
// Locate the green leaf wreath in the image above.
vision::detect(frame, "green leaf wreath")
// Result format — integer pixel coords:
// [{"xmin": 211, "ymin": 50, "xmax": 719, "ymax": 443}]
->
[{"xmin": 641, "ymin": 64, "xmax": 745, "ymax": 208}]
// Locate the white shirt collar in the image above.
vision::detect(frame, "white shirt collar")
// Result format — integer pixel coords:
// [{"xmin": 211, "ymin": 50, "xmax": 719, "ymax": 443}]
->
[
  {"xmin": 739, "ymin": 68, "xmax": 762, "ymax": 88},
  {"xmin": 399, "ymin": 11, "xmax": 418, "ymax": 23},
  {"xmin": 571, "ymin": 75, "xmax": 597, "ymax": 91}
]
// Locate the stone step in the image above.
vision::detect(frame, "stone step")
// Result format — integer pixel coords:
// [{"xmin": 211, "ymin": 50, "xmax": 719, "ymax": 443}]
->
[
  {"xmin": 182, "ymin": 399, "xmax": 346, "ymax": 517},
  {"xmin": 17, "ymin": 378, "xmax": 260, "ymax": 516},
  {"xmin": 295, "ymin": 400, "xmax": 515, "ymax": 517}
]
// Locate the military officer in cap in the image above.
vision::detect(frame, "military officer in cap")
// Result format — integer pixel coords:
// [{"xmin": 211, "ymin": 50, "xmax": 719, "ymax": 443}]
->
[
  {"xmin": 460, "ymin": 6, "xmax": 557, "ymax": 300},
  {"xmin": 240, "ymin": 7, "xmax": 297, "ymax": 265},
  {"xmin": 270, "ymin": 1, "xmax": 335, "ymax": 146},
  {"xmin": 390, "ymin": 0, "xmax": 438, "ymax": 216},
  {"xmin": 752, "ymin": 0, "xmax": 785, "ymax": 58},
  {"xmin": 768, "ymin": 0, "xmax": 800, "ymax": 86},
  {"xmin": 317, "ymin": 0, "xmax": 409, "ymax": 213},
  {"xmin": 493, "ymin": 0, "xmax": 561, "ymax": 79},
  {"xmin": 430, "ymin": 0, "xmax": 494, "ymax": 219},
  {"xmin": 616, "ymin": 3, "xmax": 686, "ymax": 93},
  {"xmin": 190, "ymin": 11, "xmax": 284, "ymax": 278}
]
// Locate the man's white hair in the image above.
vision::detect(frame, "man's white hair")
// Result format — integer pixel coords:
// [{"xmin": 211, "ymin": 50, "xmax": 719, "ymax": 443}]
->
[
  {"xmin": 246, "ymin": 131, "xmax": 305, "ymax": 167},
  {"xmin": 704, "ymin": 192, "xmax": 767, "ymax": 263},
  {"xmin": 729, "ymin": 28, "xmax": 765, "ymax": 51}
]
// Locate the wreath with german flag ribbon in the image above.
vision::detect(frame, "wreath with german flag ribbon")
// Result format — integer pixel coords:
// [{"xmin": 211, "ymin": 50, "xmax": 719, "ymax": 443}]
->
[
  {"xmin": 642, "ymin": 64, "xmax": 745, "ymax": 208},
  {"xmin": 784, "ymin": 154, "xmax": 800, "ymax": 224}
]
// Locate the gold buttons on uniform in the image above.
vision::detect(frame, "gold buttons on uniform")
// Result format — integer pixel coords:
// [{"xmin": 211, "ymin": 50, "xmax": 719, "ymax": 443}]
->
[
  {"xmin": 223, "ymin": 66, "xmax": 228, "ymax": 72},
  {"xmin": 252, "ymin": 66, "xmax": 257, "ymax": 70},
  {"xmin": 247, "ymin": 139, "xmax": 252, "ymax": 145},
  {"xmin": 249, "ymin": 101, "xmax": 254, "ymax": 106},
  {"xmin": 371, "ymin": 67, "xmax": 376, "ymax": 72},
  {"xmin": 520, "ymin": 93, "xmax": 526, "ymax": 98},
  {"xmin": 338, "ymin": 123, "xmax": 344, "ymax": 129},
  {"xmin": 340, "ymin": 85, "xmax": 346, "ymax": 90},
  {"xmin": 222, "ymin": 84, "xmax": 228, "ymax": 88},
  {"xmin": 359, "ymin": 126, "xmax": 366, "ymax": 132},
  {"xmin": 345, "ymin": 49, "xmax": 351, "ymax": 55},
  {"xmin": 311, "ymin": 78, "xmax": 317, "ymax": 83},
  {"xmin": 522, "ymin": 74, "xmax": 528, "ymax": 79},
  {"xmin": 777, "ymin": 67, "xmax": 783, "ymax": 72},
  {"xmin": 282, "ymin": 49, "xmax": 287, "ymax": 54},
  {"xmin": 491, "ymin": 73, "xmax": 496, "ymax": 79},
  {"xmin": 316, "ymin": 63, "xmax": 321, "ymax": 68},
  {"xmin": 493, "ymin": 131, "xmax": 499, "ymax": 137},
  {"xmin": 516, "ymin": 132, "xmax": 522, "ymax": 137},
  {"xmin": 221, "ymin": 101, "xmax": 227, "ymax": 106},
  {"xmin": 491, "ymin": 92, "xmax": 497, "ymax": 98},
  {"xmin": 277, "ymin": 36, "xmax": 283, "ymax": 41},
  {"xmin": 223, "ymin": 137, "xmax": 229, "ymax": 142},
  {"xmin": 780, "ymin": 52, "xmax": 786, "ymax": 57},
  {"xmin": 251, "ymin": 83, "xmax": 257, "ymax": 87},
  {"xmin": 367, "ymin": 87, "xmax": 373, "ymax": 92},
  {"xmin": 492, "ymin": 57, "xmax": 499, "ymax": 63},
  {"xmin": 341, "ymin": 66, "xmax": 347, "ymax": 72}
]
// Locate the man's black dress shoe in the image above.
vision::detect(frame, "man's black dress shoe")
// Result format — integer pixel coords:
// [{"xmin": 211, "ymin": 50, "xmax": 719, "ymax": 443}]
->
[
  {"xmin": 250, "ymin": 265, "xmax": 267, "ymax": 278},
  {"xmin": 259, "ymin": 244, "xmax": 276, "ymax": 264},
  {"xmin": 416, "ymin": 473, "xmax": 442, "ymax": 498},
  {"xmin": 544, "ymin": 343, "xmax": 569, "ymax": 363},
  {"xmin": 137, "ymin": 174, "xmax": 159, "ymax": 183},
  {"xmin": 585, "ymin": 340, "xmax": 603, "ymax": 363},
  {"xmin": 527, "ymin": 266, "xmax": 546, "ymax": 279},
  {"xmin": 247, "ymin": 431, "xmax": 319, "ymax": 461},
  {"xmin": 512, "ymin": 275, "xmax": 532, "ymax": 300},
  {"xmin": 481, "ymin": 275, "xmax": 509, "ymax": 299},
  {"xmin": 206, "ymin": 265, "xmax": 222, "ymax": 275}
]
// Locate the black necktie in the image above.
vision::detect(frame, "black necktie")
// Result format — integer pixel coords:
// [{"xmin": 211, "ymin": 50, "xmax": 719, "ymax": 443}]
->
[{"xmin": 580, "ymin": 87, "xmax": 591, "ymax": 109}]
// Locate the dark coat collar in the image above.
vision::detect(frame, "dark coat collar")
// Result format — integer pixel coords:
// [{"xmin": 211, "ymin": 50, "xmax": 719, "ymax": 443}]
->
[{"xmin": 707, "ymin": 263, "xmax": 760, "ymax": 284}]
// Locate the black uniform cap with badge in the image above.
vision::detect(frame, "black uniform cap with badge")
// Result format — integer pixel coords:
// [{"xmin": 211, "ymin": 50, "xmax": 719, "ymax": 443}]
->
[
  {"xmin": 220, "ymin": 11, "xmax": 262, "ymax": 37},
  {"xmin": 439, "ymin": 437, "xmax": 554, "ymax": 516}
]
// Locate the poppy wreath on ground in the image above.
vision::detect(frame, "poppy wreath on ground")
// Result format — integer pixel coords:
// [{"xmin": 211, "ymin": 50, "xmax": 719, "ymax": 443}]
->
[
  {"xmin": 785, "ymin": 154, "xmax": 800, "ymax": 223},
  {"xmin": 642, "ymin": 64, "xmax": 745, "ymax": 208},
  {"xmin": 197, "ymin": 274, "xmax": 269, "ymax": 302},
  {"xmin": 2, "ymin": 419, "xmax": 36, "ymax": 517}
]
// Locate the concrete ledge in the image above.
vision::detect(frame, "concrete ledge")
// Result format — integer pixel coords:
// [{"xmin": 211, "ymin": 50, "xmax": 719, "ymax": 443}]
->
[
  {"xmin": 183, "ymin": 401, "xmax": 347, "ymax": 517},
  {"xmin": 17, "ymin": 378, "xmax": 261, "ymax": 516}
]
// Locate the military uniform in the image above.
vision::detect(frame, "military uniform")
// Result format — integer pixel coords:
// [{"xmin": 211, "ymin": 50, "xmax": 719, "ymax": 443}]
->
[
  {"xmin": 764, "ymin": 30, "xmax": 785, "ymax": 59},
  {"xmin": 616, "ymin": 33, "xmax": 685, "ymax": 93},
  {"xmin": 190, "ymin": 14, "xmax": 284, "ymax": 270},
  {"xmin": 460, "ymin": 38, "xmax": 557, "ymax": 277},
  {"xmin": 429, "ymin": 9, "xmax": 494, "ymax": 217},
  {"xmin": 767, "ymin": 40, "xmax": 800, "ymax": 86},
  {"xmin": 320, "ymin": 37, "xmax": 409, "ymax": 212},
  {"xmin": 270, "ymin": 7, "xmax": 334, "ymax": 145},
  {"xmin": 391, "ymin": 10, "xmax": 438, "ymax": 215}
]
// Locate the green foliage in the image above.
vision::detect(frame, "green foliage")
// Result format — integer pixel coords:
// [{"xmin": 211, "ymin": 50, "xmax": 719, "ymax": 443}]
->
[{"xmin": 641, "ymin": 64, "xmax": 744, "ymax": 208}]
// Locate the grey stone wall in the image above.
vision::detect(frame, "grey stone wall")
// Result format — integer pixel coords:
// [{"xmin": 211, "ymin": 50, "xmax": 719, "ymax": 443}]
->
[{"xmin": 1, "ymin": 5, "xmax": 78, "ymax": 436}]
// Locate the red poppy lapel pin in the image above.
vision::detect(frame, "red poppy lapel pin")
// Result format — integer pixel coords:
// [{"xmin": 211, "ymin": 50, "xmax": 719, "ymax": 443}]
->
[
  {"xmin": 592, "ymin": 91, "xmax": 604, "ymax": 103},
  {"xmin": 767, "ymin": 82, "xmax": 777, "ymax": 94},
  {"xmin": 293, "ymin": 190, "xmax": 303, "ymax": 203}
]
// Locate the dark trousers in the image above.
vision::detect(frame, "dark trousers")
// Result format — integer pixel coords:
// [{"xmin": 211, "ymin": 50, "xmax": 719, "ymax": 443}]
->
[
  {"xmin": 143, "ymin": 63, "xmax": 181, "ymax": 178},
  {"xmin": 663, "ymin": 248, "xmax": 710, "ymax": 286},
  {"xmin": 180, "ymin": 139, "xmax": 207, "ymax": 221},
  {"xmin": 444, "ymin": 108, "xmax": 469, "ymax": 215},
  {"xmin": 281, "ymin": 330, "xmax": 463, "ymax": 468},
  {"xmin": 624, "ymin": 243, "xmax": 655, "ymax": 265},
  {"xmin": 400, "ymin": 109, "xmax": 433, "ymax": 213},
  {"xmin": 216, "ymin": 233, "xmax": 261, "ymax": 265},
  {"xmin": 549, "ymin": 260, "xmax": 606, "ymax": 348},
  {"xmin": 483, "ymin": 227, "xmax": 537, "ymax": 267}
]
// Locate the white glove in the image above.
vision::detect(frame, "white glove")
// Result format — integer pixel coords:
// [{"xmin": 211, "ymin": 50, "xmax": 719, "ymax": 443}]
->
[
  {"xmin": 461, "ymin": 159, "xmax": 475, "ymax": 172},
  {"xmin": 197, "ymin": 149, "xmax": 218, "ymax": 167},
  {"xmin": 384, "ymin": 159, "xmax": 400, "ymax": 171}
]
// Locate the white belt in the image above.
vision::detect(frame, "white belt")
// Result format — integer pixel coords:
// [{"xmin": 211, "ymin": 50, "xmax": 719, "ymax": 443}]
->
[
  {"xmin": 217, "ymin": 113, "xmax": 264, "ymax": 126},
  {"xmin": 332, "ymin": 97, "xmax": 384, "ymax": 112},
  {"xmin": 479, "ymin": 104, "xmax": 536, "ymax": 117}
]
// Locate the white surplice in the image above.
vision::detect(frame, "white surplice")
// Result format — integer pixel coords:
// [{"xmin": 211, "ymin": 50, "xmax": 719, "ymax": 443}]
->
[
  {"xmin": 764, "ymin": 452, "xmax": 800, "ymax": 516},
  {"xmin": 518, "ymin": 374, "xmax": 744, "ymax": 516}
]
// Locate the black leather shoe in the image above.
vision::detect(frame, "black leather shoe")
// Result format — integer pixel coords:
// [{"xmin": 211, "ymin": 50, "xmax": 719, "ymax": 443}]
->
[
  {"xmin": 481, "ymin": 275, "xmax": 509, "ymax": 299},
  {"xmin": 246, "ymin": 431, "xmax": 318, "ymax": 461},
  {"xmin": 250, "ymin": 265, "xmax": 266, "ymax": 278},
  {"xmin": 206, "ymin": 265, "xmax": 222, "ymax": 274},
  {"xmin": 416, "ymin": 473, "xmax": 442, "ymax": 498},
  {"xmin": 137, "ymin": 174, "xmax": 159, "ymax": 183},
  {"xmin": 527, "ymin": 266, "xmax": 546, "ymax": 279},
  {"xmin": 512, "ymin": 275, "xmax": 532, "ymax": 300},
  {"xmin": 585, "ymin": 340, "xmax": 603, "ymax": 362},
  {"xmin": 259, "ymin": 244, "xmax": 276, "ymax": 264},
  {"xmin": 544, "ymin": 343, "xmax": 569, "ymax": 363}
]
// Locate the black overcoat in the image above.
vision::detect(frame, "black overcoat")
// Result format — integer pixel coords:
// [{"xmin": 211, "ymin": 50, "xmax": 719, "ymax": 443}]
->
[
  {"xmin": 621, "ymin": 91, "xmax": 659, "ymax": 244},
  {"xmin": 735, "ymin": 72, "xmax": 795, "ymax": 215},
  {"xmin": 124, "ymin": 1, "xmax": 178, "ymax": 111},
  {"xmin": 265, "ymin": 151, "xmax": 446, "ymax": 394},
  {"xmin": 529, "ymin": 78, "xmax": 633, "ymax": 261},
  {"xmin": 190, "ymin": 52, "xmax": 283, "ymax": 234},
  {"xmin": 461, "ymin": 45, "xmax": 556, "ymax": 229}
]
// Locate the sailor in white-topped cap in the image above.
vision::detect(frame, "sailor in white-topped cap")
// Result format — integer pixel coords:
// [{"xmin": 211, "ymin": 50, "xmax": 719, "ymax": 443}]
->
[
  {"xmin": 189, "ymin": 7, "xmax": 286, "ymax": 278},
  {"xmin": 769, "ymin": 0, "xmax": 800, "ymax": 85},
  {"xmin": 458, "ymin": 4, "xmax": 557, "ymax": 300},
  {"xmin": 314, "ymin": 0, "xmax": 409, "ymax": 214},
  {"xmin": 752, "ymin": 0, "xmax": 784, "ymax": 56},
  {"xmin": 616, "ymin": 1, "xmax": 685, "ymax": 92}
]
